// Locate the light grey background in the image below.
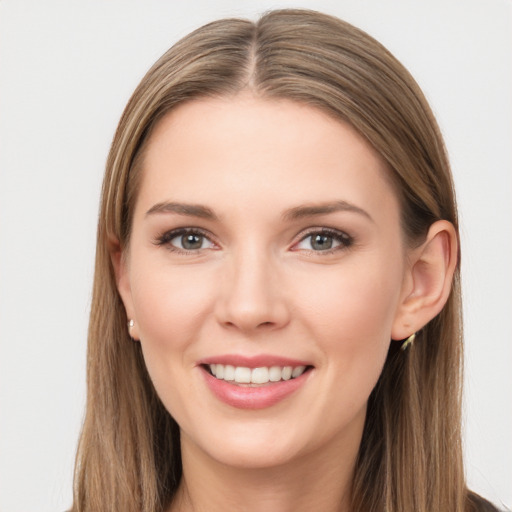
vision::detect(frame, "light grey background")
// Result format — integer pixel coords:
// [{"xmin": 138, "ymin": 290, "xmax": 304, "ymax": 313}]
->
[{"xmin": 0, "ymin": 1, "xmax": 510, "ymax": 511}]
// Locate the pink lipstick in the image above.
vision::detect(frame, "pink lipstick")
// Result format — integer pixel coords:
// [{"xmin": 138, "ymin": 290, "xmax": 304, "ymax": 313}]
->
[{"xmin": 198, "ymin": 355, "xmax": 313, "ymax": 409}]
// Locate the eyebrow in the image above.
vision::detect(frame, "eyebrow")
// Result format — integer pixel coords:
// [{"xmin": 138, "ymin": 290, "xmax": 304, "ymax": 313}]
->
[
  {"xmin": 282, "ymin": 200, "xmax": 374, "ymax": 223},
  {"xmin": 145, "ymin": 199, "xmax": 373, "ymax": 223},
  {"xmin": 145, "ymin": 201, "xmax": 218, "ymax": 220}
]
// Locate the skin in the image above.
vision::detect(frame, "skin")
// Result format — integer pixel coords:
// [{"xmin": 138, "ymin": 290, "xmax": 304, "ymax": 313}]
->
[{"xmin": 114, "ymin": 93, "xmax": 457, "ymax": 512}]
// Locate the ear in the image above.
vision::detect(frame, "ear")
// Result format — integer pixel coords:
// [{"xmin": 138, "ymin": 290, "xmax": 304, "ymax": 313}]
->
[
  {"xmin": 391, "ymin": 220, "xmax": 458, "ymax": 340},
  {"xmin": 108, "ymin": 236, "xmax": 140, "ymax": 340}
]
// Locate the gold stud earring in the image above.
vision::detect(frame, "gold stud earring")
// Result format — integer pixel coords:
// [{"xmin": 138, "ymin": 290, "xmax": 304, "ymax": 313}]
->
[{"xmin": 401, "ymin": 332, "xmax": 416, "ymax": 351}]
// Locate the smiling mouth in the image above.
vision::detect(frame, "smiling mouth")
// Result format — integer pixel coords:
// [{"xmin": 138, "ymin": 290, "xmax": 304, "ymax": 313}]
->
[{"xmin": 203, "ymin": 364, "xmax": 312, "ymax": 386}]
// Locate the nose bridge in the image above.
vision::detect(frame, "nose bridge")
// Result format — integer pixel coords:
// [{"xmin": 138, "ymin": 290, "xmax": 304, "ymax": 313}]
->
[{"xmin": 217, "ymin": 240, "xmax": 288, "ymax": 331}]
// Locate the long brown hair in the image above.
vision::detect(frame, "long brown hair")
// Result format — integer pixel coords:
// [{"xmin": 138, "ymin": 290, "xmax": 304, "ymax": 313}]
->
[{"xmin": 72, "ymin": 9, "xmax": 477, "ymax": 512}]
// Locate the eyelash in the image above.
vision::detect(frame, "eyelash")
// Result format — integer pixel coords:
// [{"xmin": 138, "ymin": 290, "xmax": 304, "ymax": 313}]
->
[
  {"xmin": 293, "ymin": 228, "xmax": 354, "ymax": 255},
  {"xmin": 154, "ymin": 227, "xmax": 354, "ymax": 255}
]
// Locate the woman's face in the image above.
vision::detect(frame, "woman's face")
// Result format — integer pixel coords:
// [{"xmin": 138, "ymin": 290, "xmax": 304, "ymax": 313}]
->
[{"xmin": 119, "ymin": 95, "xmax": 411, "ymax": 469}]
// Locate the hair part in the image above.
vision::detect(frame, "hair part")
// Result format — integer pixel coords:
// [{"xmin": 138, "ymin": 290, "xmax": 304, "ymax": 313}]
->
[{"xmin": 72, "ymin": 9, "xmax": 474, "ymax": 512}]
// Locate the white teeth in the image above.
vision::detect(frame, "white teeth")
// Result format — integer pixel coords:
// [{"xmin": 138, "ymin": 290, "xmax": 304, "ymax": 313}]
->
[
  {"xmin": 292, "ymin": 366, "xmax": 306, "ymax": 378},
  {"xmin": 282, "ymin": 366, "xmax": 293, "ymax": 380},
  {"xmin": 234, "ymin": 367, "xmax": 251, "ymax": 383},
  {"xmin": 209, "ymin": 364, "xmax": 307, "ymax": 384},
  {"xmin": 251, "ymin": 367, "xmax": 269, "ymax": 384},
  {"xmin": 224, "ymin": 364, "xmax": 235, "ymax": 381},
  {"xmin": 269, "ymin": 366, "xmax": 282, "ymax": 382}
]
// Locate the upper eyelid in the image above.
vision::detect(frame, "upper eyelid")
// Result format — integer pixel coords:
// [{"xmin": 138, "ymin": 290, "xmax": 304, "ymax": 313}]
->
[
  {"xmin": 295, "ymin": 226, "xmax": 351, "ymax": 240},
  {"xmin": 162, "ymin": 226, "xmax": 212, "ymax": 236},
  {"xmin": 299, "ymin": 226, "xmax": 348, "ymax": 234}
]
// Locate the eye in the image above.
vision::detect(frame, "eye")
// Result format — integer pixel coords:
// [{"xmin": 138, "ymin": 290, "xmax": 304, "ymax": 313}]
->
[
  {"xmin": 294, "ymin": 229, "xmax": 352, "ymax": 252},
  {"xmin": 155, "ymin": 228, "xmax": 216, "ymax": 253},
  {"xmin": 173, "ymin": 232, "xmax": 213, "ymax": 251}
]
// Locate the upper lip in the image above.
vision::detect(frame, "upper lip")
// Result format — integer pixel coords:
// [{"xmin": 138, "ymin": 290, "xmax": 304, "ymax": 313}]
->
[{"xmin": 197, "ymin": 354, "xmax": 313, "ymax": 368}]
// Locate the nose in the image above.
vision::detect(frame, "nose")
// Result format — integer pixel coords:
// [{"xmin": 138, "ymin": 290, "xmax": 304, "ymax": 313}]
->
[{"xmin": 215, "ymin": 247, "xmax": 291, "ymax": 333}]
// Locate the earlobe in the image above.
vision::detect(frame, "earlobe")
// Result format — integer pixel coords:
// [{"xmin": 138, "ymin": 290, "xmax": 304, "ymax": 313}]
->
[
  {"xmin": 108, "ymin": 236, "xmax": 140, "ymax": 340},
  {"xmin": 391, "ymin": 220, "xmax": 458, "ymax": 341}
]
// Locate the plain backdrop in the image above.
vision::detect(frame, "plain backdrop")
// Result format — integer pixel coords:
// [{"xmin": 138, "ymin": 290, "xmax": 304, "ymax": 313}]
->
[{"xmin": 0, "ymin": 1, "xmax": 510, "ymax": 511}]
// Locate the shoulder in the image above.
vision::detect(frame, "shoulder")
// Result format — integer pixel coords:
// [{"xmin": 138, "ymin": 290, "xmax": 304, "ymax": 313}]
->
[{"xmin": 467, "ymin": 490, "xmax": 503, "ymax": 512}]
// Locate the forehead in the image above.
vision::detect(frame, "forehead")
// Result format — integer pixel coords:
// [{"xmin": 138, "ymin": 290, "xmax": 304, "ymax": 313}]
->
[{"xmin": 136, "ymin": 94, "xmax": 400, "ymax": 223}]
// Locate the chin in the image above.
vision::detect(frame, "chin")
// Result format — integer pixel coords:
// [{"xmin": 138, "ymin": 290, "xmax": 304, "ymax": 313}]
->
[
  {"xmin": 180, "ymin": 413, "xmax": 337, "ymax": 471},
  {"xmin": 204, "ymin": 439, "xmax": 306, "ymax": 470}
]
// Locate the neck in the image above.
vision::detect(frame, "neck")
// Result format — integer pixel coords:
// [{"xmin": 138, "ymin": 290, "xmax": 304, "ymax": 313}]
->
[{"xmin": 169, "ymin": 432, "xmax": 358, "ymax": 512}]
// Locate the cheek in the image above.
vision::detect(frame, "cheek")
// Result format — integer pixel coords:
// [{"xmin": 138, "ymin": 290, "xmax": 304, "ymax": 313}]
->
[
  {"xmin": 302, "ymin": 259, "xmax": 401, "ymax": 337},
  {"xmin": 128, "ymin": 261, "xmax": 220, "ymax": 419},
  {"xmin": 292, "ymin": 253, "xmax": 404, "ymax": 389},
  {"xmin": 130, "ymin": 260, "xmax": 218, "ymax": 355}
]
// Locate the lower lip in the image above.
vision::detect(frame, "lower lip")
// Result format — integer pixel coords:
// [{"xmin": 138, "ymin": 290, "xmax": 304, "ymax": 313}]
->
[{"xmin": 201, "ymin": 367, "xmax": 311, "ymax": 410}]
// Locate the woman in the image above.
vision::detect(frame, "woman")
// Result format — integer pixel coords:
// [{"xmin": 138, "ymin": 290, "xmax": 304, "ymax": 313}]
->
[{"xmin": 71, "ymin": 9, "xmax": 500, "ymax": 512}]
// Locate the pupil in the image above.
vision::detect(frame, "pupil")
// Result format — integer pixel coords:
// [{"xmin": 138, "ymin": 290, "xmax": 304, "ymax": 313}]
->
[
  {"xmin": 182, "ymin": 234, "xmax": 202, "ymax": 250},
  {"xmin": 312, "ymin": 234, "xmax": 333, "ymax": 250}
]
